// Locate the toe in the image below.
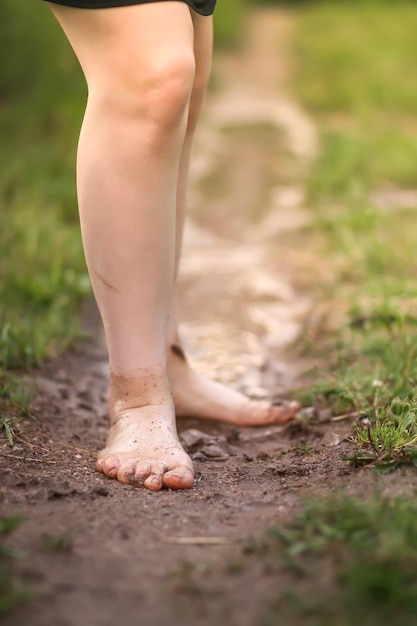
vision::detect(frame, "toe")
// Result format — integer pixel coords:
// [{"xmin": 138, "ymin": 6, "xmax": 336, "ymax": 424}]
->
[
  {"xmin": 117, "ymin": 461, "xmax": 137, "ymax": 484},
  {"xmin": 163, "ymin": 464, "xmax": 194, "ymax": 490},
  {"xmin": 143, "ymin": 463, "xmax": 167, "ymax": 491},
  {"xmin": 132, "ymin": 461, "xmax": 152, "ymax": 486},
  {"xmin": 101, "ymin": 455, "xmax": 120, "ymax": 479},
  {"xmin": 270, "ymin": 400, "xmax": 300, "ymax": 424}
]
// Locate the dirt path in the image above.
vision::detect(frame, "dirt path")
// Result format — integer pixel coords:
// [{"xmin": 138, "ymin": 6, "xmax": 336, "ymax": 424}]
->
[{"xmin": 1, "ymin": 9, "xmax": 395, "ymax": 626}]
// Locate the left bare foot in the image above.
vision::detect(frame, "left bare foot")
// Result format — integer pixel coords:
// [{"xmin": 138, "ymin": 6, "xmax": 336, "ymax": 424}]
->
[
  {"xmin": 97, "ymin": 371, "xmax": 194, "ymax": 490},
  {"xmin": 168, "ymin": 344, "xmax": 300, "ymax": 426}
]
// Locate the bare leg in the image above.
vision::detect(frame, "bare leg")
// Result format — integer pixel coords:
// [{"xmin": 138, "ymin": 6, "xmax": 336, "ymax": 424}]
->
[
  {"xmin": 167, "ymin": 12, "xmax": 300, "ymax": 426},
  {"xmin": 49, "ymin": 2, "xmax": 196, "ymax": 490}
]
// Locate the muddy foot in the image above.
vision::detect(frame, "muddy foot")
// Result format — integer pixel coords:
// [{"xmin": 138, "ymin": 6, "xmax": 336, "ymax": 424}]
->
[
  {"xmin": 169, "ymin": 345, "xmax": 300, "ymax": 426},
  {"xmin": 97, "ymin": 374, "xmax": 194, "ymax": 491}
]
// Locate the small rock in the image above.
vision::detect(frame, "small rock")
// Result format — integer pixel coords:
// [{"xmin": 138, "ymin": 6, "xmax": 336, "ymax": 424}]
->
[
  {"xmin": 322, "ymin": 431, "xmax": 345, "ymax": 447},
  {"xmin": 179, "ymin": 428, "xmax": 207, "ymax": 451},
  {"xmin": 296, "ymin": 407, "xmax": 317, "ymax": 423},
  {"xmin": 180, "ymin": 428, "xmax": 232, "ymax": 461}
]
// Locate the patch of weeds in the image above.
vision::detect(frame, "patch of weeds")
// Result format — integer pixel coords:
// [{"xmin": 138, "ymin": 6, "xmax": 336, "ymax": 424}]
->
[
  {"xmin": 348, "ymin": 401, "xmax": 417, "ymax": 473},
  {"xmin": 0, "ymin": 515, "xmax": 33, "ymax": 614},
  {"xmin": 0, "ymin": 373, "xmax": 36, "ymax": 446},
  {"xmin": 0, "ymin": 373, "xmax": 36, "ymax": 417},
  {"xmin": 255, "ymin": 494, "xmax": 417, "ymax": 626},
  {"xmin": 298, "ymin": 310, "xmax": 417, "ymax": 472},
  {"xmin": 0, "ymin": 416, "xmax": 18, "ymax": 447},
  {"xmin": 297, "ymin": 371, "xmax": 370, "ymax": 421},
  {"xmin": 292, "ymin": 445, "xmax": 312, "ymax": 456}
]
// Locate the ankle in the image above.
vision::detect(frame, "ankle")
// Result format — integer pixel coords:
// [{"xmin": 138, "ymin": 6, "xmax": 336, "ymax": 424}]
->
[{"xmin": 108, "ymin": 368, "xmax": 172, "ymax": 415}]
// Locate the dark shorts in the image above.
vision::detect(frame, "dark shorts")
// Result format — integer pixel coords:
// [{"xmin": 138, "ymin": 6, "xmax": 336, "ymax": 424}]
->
[{"xmin": 45, "ymin": 0, "xmax": 216, "ymax": 17}]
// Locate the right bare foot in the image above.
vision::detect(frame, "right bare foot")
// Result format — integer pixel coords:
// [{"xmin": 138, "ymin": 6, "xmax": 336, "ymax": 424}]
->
[
  {"xmin": 168, "ymin": 344, "xmax": 300, "ymax": 426},
  {"xmin": 96, "ymin": 373, "xmax": 194, "ymax": 491}
]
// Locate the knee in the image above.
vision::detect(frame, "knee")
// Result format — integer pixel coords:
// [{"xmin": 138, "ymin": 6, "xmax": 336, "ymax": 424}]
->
[
  {"xmin": 143, "ymin": 53, "xmax": 196, "ymax": 131},
  {"xmin": 91, "ymin": 52, "xmax": 196, "ymax": 133}
]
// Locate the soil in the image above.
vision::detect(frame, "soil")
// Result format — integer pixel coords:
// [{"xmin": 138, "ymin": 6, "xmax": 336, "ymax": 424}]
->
[{"xmin": 2, "ymin": 9, "xmax": 416, "ymax": 626}]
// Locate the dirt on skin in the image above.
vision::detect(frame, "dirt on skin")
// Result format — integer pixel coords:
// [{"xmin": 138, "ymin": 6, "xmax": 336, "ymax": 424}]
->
[{"xmin": 2, "ymin": 9, "xmax": 416, "ymax": 626}]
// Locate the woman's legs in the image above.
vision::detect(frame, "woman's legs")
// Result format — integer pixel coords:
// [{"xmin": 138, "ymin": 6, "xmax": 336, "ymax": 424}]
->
[
  {"xmin": 49, "ymin": 2, "xmax": 299, "ymax": 491},
  {"xmin": 49, "ymin": 2, "xmax": 196, "ymax": 490}
]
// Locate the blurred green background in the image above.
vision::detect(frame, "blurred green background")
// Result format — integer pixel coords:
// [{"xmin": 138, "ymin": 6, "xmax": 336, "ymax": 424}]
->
[{"xmin": 1, "ymin": 0, "xmax": 417, "ymax": 373}]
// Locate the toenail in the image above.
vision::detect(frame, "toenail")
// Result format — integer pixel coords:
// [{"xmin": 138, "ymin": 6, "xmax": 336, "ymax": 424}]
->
[
  {"xmin": 168, "ymin": 473, "xmax": 182, "ymax": 480},
  {"xmin": 272, "ymin": 400, "xmax": 287, "ymax": 408},
  {"xmin": 272, "ymin": 400, "xmax": 293, "ymax": 414}
]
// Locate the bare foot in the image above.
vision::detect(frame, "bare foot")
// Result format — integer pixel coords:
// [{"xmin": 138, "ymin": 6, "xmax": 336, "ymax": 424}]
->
[
  {"xmin": 169, "ymin": 344, "xmax": 300, "ymax": 426},
  {"xmin": 96, "ymin": 373, "xmax": 194, "ymax": 491}
]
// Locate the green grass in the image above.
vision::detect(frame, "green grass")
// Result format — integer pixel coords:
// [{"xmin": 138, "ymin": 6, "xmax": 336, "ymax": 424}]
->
[
  {"xmin": 0, "ymin": 2, "xmax": 89, "ymax": 376},
  {"xmin": 294, "ymin": 1, "xmax": 417, "ymax": 194},
  {"xmin": 292, "ymin": 2, "xmax": 417, "ymax": 469},
  {"xmin": 214, "ymin": 0, "xmax": 249, "ymax": 49},
  {"xmin": 255, "ymin": 494, "xmax": 417, "ymax": 626}
]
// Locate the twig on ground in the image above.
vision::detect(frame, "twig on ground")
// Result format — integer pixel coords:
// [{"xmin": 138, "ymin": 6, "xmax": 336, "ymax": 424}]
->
[
  {"xmin": 331, "ymin": 411, "xmax": 359, "ymax": 422},
  {"xmin": 164, "ymin": 537, "xmax": 236, "ymax": 545}
]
